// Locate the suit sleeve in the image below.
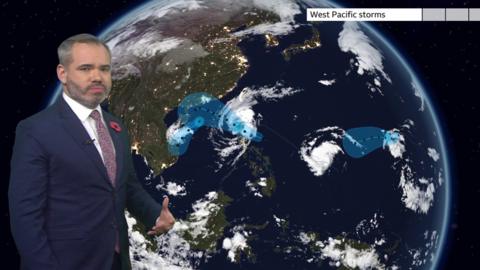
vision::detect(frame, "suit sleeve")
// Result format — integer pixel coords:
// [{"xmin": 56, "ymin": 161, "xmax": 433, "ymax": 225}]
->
[
  {"xmin": 123, "ymin": 132, "xmax": 162, "ymax": 228},
  {"xmin": 8, "ymin": 120, "xmax": 59, "ymax": 269}
]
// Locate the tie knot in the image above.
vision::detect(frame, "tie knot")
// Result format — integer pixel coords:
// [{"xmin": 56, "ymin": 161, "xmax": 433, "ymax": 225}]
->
[{"xmin": 90, "ymin": 110, "xmax": 101, "ymax": 121}]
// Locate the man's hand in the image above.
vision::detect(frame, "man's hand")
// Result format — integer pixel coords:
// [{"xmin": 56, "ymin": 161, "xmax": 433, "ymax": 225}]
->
[{"xmin": 147, "ymin": 196, "xmax": 175, "ymax": 235}]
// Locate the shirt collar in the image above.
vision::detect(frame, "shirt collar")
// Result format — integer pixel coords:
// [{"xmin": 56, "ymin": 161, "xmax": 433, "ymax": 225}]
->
[{"xmin": 62, "ymin": 92, "xmax": 103, "ymax": 123}]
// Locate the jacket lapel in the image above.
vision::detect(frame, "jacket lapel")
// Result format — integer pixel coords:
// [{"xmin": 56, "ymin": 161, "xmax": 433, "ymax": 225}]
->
[{"xmin": 56, "ymin": 96, "xmax": 114, "ymax": 189}]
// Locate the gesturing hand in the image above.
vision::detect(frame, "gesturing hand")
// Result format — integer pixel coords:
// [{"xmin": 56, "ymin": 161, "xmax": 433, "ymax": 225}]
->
[{"xmin": 147, "ymin": 196, "xmax": 175, "ymax": 235}]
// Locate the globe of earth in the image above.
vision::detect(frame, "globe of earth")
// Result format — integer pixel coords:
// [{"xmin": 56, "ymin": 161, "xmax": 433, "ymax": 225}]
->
[{"xmin": 51, "ymin": 0, "xmax": 450, "ymax": 269}]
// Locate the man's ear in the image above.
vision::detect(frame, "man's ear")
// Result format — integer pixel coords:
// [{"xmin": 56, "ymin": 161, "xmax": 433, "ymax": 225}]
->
[{"xmin": 57, "ymin": 64, "xmax": 67, "ymax": 84}]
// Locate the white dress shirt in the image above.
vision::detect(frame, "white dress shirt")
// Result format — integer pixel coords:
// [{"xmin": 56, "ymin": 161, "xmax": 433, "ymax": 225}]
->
[{"xmin": 62, "ymin": 92, "xmax": 115, "ymax": 162}]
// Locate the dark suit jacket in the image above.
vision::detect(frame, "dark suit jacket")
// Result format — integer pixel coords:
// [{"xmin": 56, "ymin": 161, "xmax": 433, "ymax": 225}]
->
[{"xmin": 8, "ymin": 95, "xmax": 162, "ymax": 270}]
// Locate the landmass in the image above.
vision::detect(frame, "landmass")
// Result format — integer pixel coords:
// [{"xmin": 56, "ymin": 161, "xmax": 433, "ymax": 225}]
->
[
  {"xmin": 180, "ymin": 191, "xmax": 233, "ymax": 252},
  {"xmin": 264, "ymin": 33, "xmax": 279, "ymax": 47},
  {"xmin": 282, "ymin": 27, "xmax": 321, "ymax": 61},
  {"xmin": 109, "ymin": 9, "xmax": 281, "ymax": 176},
  {"xmin": 130, "ymin": 191, "xmax": 232, "ymax": 254},
  {"xmin": 245, "ymin": 146, "xmax": 277, "ymax": 197}
]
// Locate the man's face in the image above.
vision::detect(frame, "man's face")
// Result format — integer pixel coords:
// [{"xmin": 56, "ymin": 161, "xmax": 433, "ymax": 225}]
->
[{"xmin": 57, "ymin": 43, "xmax": 112, "ymax": 109}]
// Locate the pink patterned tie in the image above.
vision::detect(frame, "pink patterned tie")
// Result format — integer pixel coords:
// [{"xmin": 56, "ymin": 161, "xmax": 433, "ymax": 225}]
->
[
  {"xmin": 90, "ymin": 110, "xmax": 116, "ymax": 186},
  {"xmin": 90, "ymin": 110, "xmax": 120, "ymax": 253}
]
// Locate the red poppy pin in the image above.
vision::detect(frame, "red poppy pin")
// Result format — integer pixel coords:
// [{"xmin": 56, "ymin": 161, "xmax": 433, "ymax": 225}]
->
[{"xmin": 110, "ymin": 121, "xmax": 122, "ymax": 132}]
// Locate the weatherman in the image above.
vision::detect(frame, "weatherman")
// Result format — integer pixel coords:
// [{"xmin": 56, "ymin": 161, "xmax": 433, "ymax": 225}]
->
[{"xmin": 8, "ymin": 33, "xmax": 175, "ymax": 270}]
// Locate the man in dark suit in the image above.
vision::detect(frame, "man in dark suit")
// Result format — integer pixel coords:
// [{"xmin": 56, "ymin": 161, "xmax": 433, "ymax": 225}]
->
[{"xmin": 8, "ymin": 33, "xmax": 175, "ymax": 270}]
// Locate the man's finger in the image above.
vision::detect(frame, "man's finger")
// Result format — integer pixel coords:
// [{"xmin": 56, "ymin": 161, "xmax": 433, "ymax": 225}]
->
[
  {"xmin": 148, "ymin": 225, "xmax": 161, "ymax": 235},
  {"xmin": 162, "ymin": 196, "xmax": 170, "ymax": 209}
]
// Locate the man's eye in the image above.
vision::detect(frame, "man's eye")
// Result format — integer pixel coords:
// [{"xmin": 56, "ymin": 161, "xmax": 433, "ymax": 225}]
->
[
  {"xmin": 79, "ymin": 67, "xmax": 91, "ymax": 71},
  {"xmin": 101, "ymin": 67, "xmax": 111, "ymax": 72}
]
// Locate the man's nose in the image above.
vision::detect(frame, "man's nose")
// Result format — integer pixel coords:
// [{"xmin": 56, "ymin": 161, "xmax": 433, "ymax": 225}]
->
[{"xmin": 90, "ymin": 68, "xmax": 102, "ymax": 82}]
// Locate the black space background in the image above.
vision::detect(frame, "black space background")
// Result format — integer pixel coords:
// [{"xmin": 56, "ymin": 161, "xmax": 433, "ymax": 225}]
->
[{"xmin": 1, "ymin": 0, "xmax": 478, "ymax": 269}]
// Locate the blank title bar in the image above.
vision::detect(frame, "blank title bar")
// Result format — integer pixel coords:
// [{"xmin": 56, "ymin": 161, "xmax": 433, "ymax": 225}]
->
[{"xmin": 307, "ymin": 8, "xmax": 480, "ymax": 21}]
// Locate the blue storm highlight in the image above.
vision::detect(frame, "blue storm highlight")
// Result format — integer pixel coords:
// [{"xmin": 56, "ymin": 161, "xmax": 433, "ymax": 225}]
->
[
  {"xmin": 168, "ymin": 92, "xmax": 263, "ymax": 156},
  {"xmin": 342, "ymin": 127, "xmax": 400, "ymax": 158}
]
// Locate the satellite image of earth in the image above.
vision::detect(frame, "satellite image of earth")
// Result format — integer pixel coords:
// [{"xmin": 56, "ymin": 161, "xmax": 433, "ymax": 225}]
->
[{"xmin": 51, "ymin": 0, "xmax": 450, "ymax": 269}]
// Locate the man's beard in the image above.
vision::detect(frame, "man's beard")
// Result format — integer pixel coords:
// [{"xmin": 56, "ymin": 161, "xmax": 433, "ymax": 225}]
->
[{"xmin": 65, "ymin": 80, "xmax": 110, "ymax": 109}]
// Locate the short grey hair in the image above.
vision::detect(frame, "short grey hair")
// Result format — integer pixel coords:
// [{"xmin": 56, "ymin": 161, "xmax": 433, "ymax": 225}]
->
[{"xmin": 57, "ymin": 33, "xmax": 111, "ymax": 66}]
